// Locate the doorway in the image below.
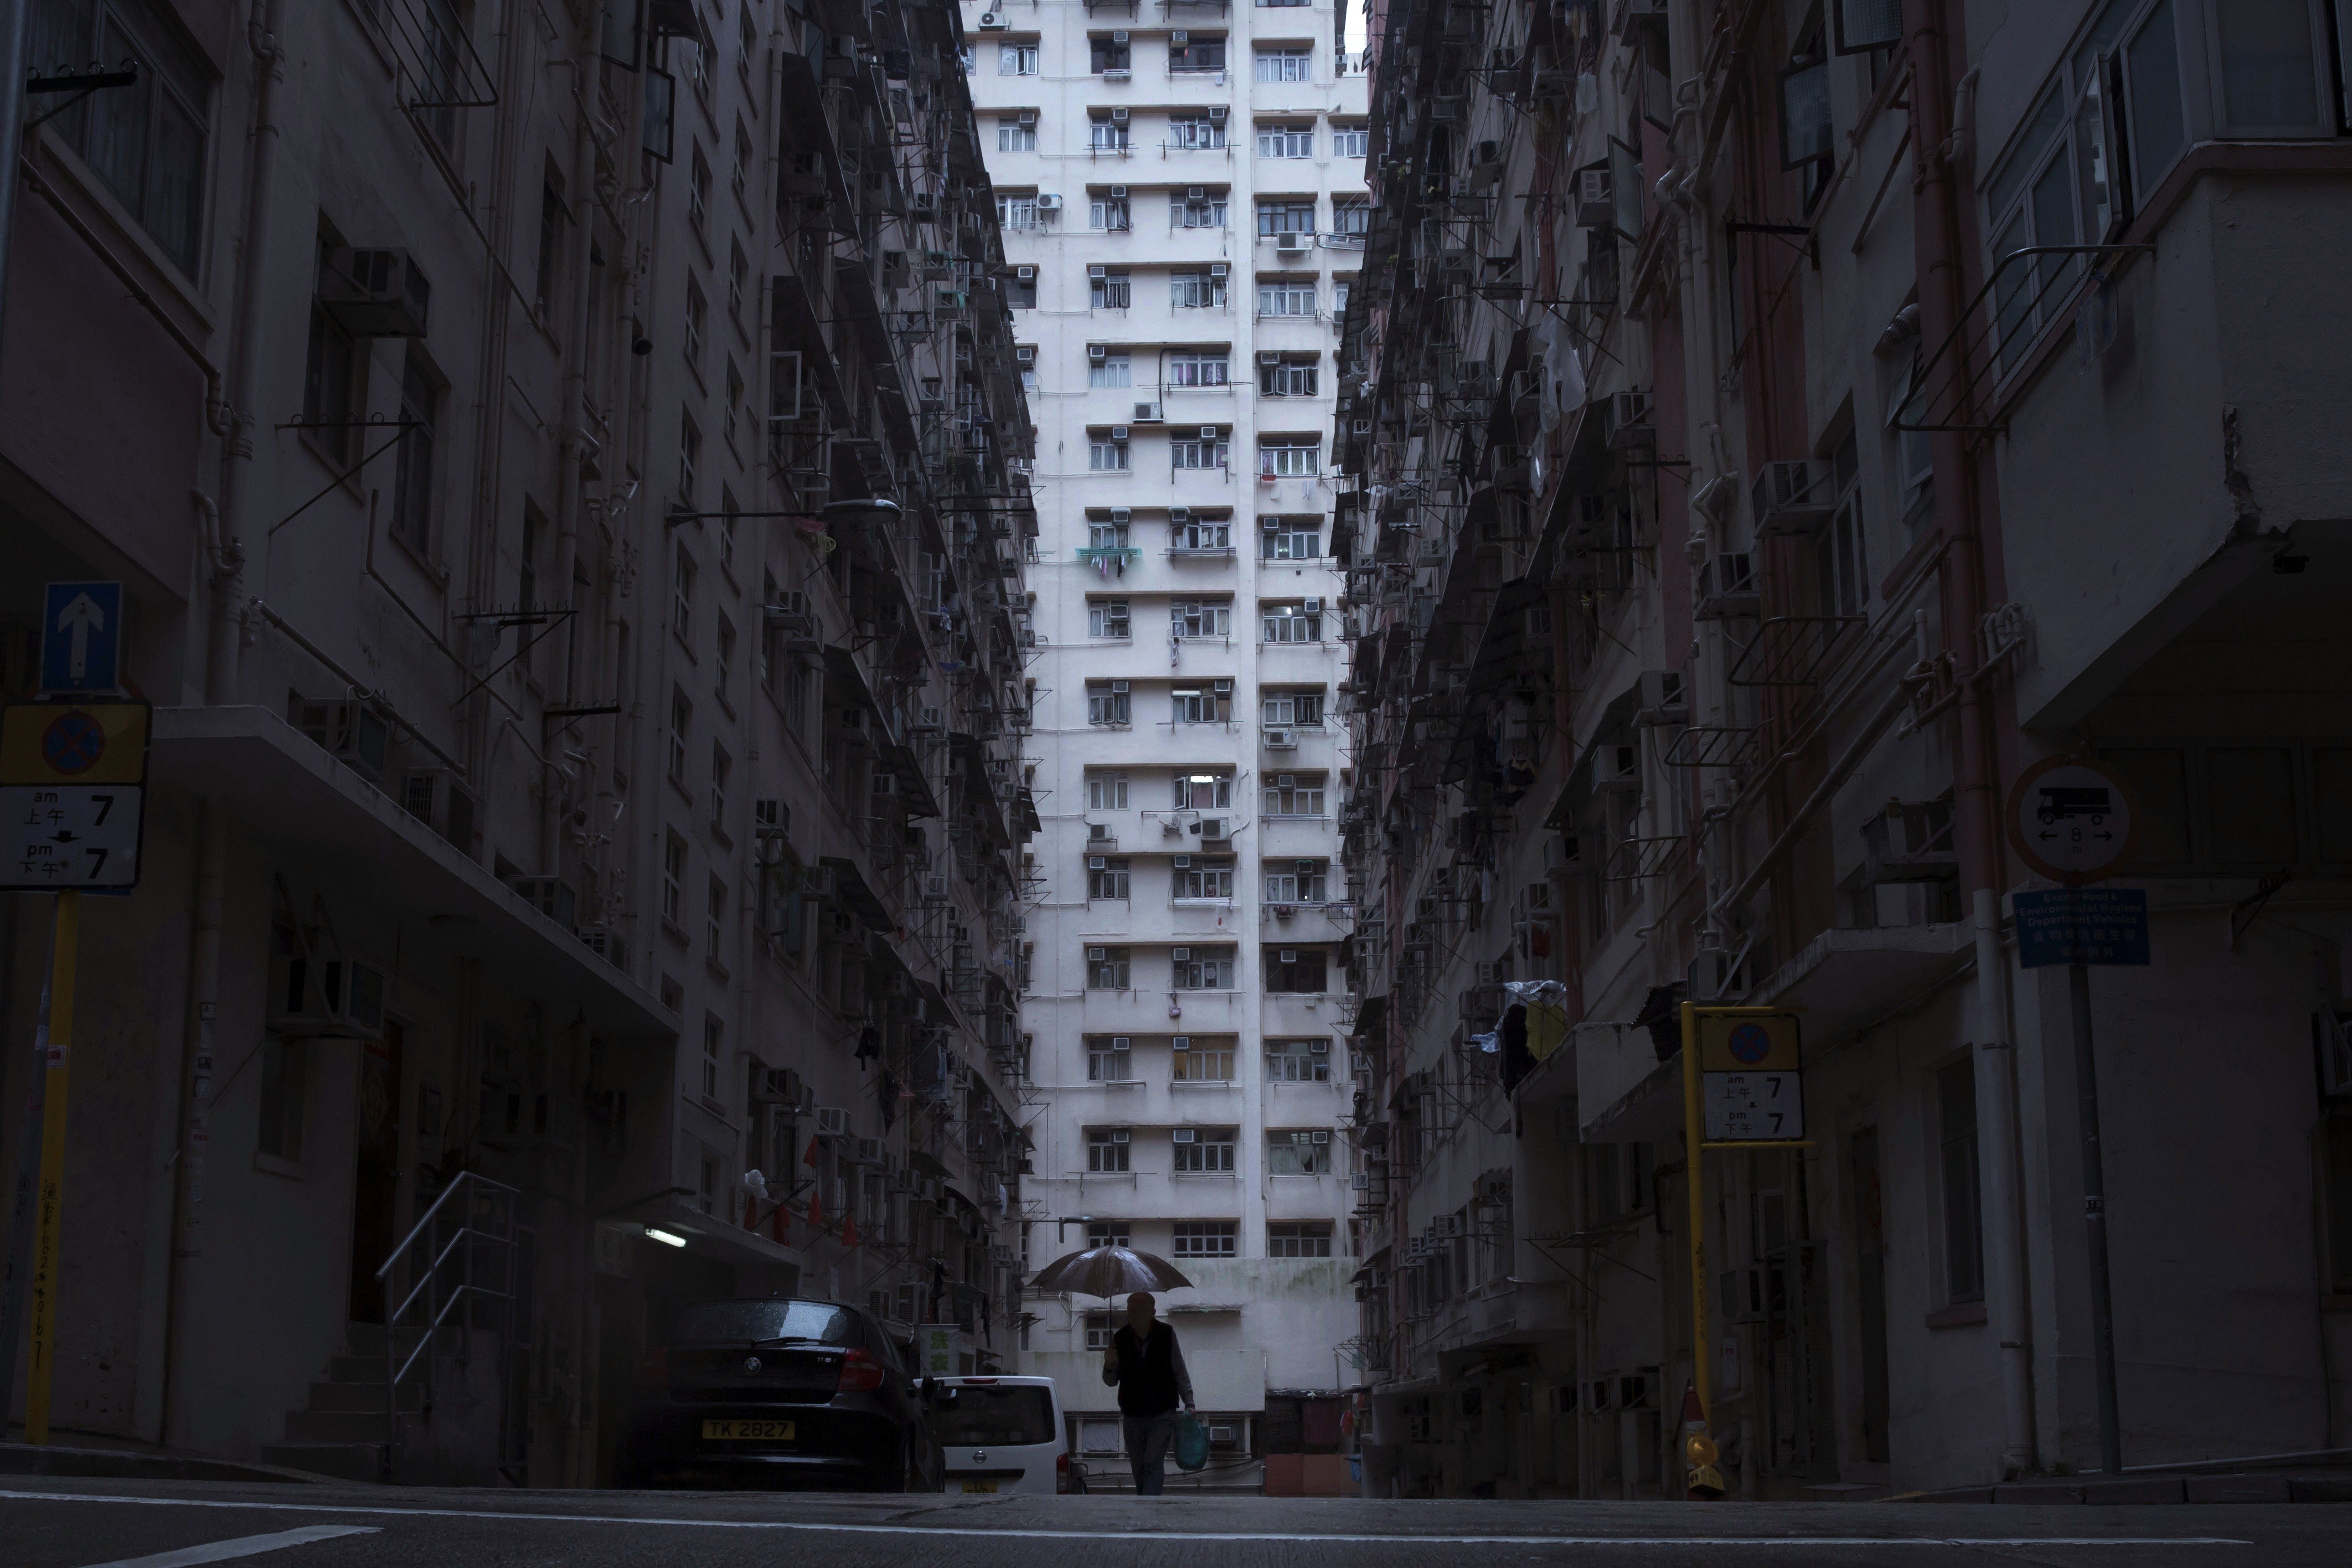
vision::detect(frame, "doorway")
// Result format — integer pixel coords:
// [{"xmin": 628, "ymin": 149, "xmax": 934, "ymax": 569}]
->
[{"xmin": 348, "ymin": 1019, "xmax": 406, "ymax": 1322}]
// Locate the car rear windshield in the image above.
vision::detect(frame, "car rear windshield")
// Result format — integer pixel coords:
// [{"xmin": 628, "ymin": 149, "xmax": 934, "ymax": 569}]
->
[
  {"xmin": 930, "ymin": 1385, "xmax": 1056, "ymax": 1446},
  {"xmin": 672, "ymin": 1300, "xmax": 856, "ymax": 1346}
]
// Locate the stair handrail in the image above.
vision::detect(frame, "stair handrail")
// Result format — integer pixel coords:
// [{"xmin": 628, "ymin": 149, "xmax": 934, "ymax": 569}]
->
[{"xmin": 372, "ymin": 1170, "xmax": 523, "ymax": 1472}]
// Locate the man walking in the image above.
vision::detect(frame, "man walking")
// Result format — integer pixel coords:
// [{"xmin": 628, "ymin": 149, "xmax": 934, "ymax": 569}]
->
[{"xmin": 1101, "ymin": 1290, "xmax": 1194, "ymax": 1494}]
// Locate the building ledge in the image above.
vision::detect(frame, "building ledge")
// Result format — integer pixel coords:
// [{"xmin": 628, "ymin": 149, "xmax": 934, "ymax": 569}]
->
[{"xmin": 1755, "ymin": 922, "xmax": 1973, "ymax": 1048}]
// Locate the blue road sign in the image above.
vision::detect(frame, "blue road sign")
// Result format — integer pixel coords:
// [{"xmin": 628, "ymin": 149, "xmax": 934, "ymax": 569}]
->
[
  {"xmin": 2014, "ymin": 887, "xmax": 2151, "ymax": 969},
  {"xmin": 40, "ymin": 581, "xmax": 123, "ymax": 695}
]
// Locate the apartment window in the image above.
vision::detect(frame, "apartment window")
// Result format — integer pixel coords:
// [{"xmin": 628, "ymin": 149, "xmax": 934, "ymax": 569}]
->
[
  {"xmin": 1088, "ymin": 1127, "xmax": 1132, "ymax": 1173},
  {"xmin": 1173, "ymin": 1220, "xmax": 1238, "ymax": 1258},
  {"xmin": 302, "ymin": 239, "xmax": 359, "ymax": 464},
  {"xmin": 1173, "ymin": 514, "xmax": 1233, "ymax": 551},
  {"xmin": 689, "ymin": 142, "xmax": 711, "ymax": 234},
  {"xmin": 1257, "ymin": 122, "xmax": 1313, "ymax": 158},
  {"xmin": 697, "ymin": 1151, "xmax": 719, "ymax": 1215},
  {"xmin": 1090, "ymin": 271, "xmax": 1133, "ymax": 308},
  {"xmin": 1263, "ymin": 773, "xmax": 1327, "ymax": 816},
  {"xmin": 1089, "ymin": 600, "xmax": 1131, "ymax": 638},
  {"xmin": 668, "ymin": 689, "xmax": 692, "ymax": 785},
  {"xmin": 683, "ymin": 277, "xmax": 708, "ymax": 371},
  {"xmin": 1171, "ymin": 686, "xmax": 1226, "ymax": 724},
  {"xmin": 1090, "ymin": 436, "xmax": 1131, "ymax": 471},
  {"xmin": 1087, "ymin": 1220, "xmax": 1132, "ymax": 1250},
  {"xmin": 1173, "ymin": 858, "xmax": 1234, "ymax": 901},
  {"xmin": 678, "ymin": 411, "xmax": 701, "ymax": 504},
  {"xmin": 1267, "ymin": 1130, "xmax": 1331, "ymax": 1174},
  {"xmin": 998, "ymin": 194, "xmax": 1039, "ymax": 230},
  {"xmin": 1332, "ymin": 125, "xmax": 1369, "ymax": 158},
  {"xmin": 1172, "ymin": 195, "xmax": 1227, "ymax": 229},
  {"xmin": 1258, "ymin": 281, "xmax": 1316, "ymax": 317},
  {"xmin": 1260, "ymin": 0, "xmax": 1309, "ymax": 7},
  {"xmin": 784, "ymin": 658, "xmax": 812, "ymax": 744},
  {"xmin": 1082, "ymin": 1311, "xmax": 1116, "ymax": 1350},
  {"xmin": 1174, "ymin": 1126, "xmax": 1237, "ymax": 1174},
  {"xmin": 1261, "ymin": 689, "xmax": 1324, "ymax": 726},
  {"xmin": 1087, "ymin": 857, "xmax": 1131, "ymax": 900},
  {"xmin": 31, "ymin": 0, "xmax": 209, "ymax": 273},
  {"xmin": 2214, "ymin": 0, "xmax": 2326, "ymax": 133},
  {"xmin": 389, "ymin": 355, "xmax": 439, "ymax": 553},
  {"xmin": 1170, "ymin": 599, "xmax": 1231, "ymax": 638},
  {"xmin": 731, "ymin": 121, "xmax": 752, "ymax": 205},
  {"xmin": 701, "ymin": 1014, "xmax": 724, "ymax": 1100},
  {"xmin": 958, "ymin": 44, "xmax": 974, "ymax": 72},
  {"xmin": 1265, "ymin": 1039, "xmax": 1332, "ymax": 1083},
  {"xmin": 1087, "ymin": 1035, "xmax": 1134, "ymax": 1080},
  {"xmin": 1268, "ymin": 1221, "xmax": 1334, "ymax": 1257},
  {"xmin": 1262, "ymin": 602, "xmax": 1322, "ymax": 642},
  {"xmin": 1174, "ymin": 773, "xmax": 1232, "ymax": 810},
  {"xmin": 1089, "ymin": 348, "xmax": 1133, "ymax": 385},
  {"xmin": 1091, "ymin": 517, "xmax": 1127, "ymax": 549},
  {"xmin": 998, "ymin": 42, "xmax": 1038, "ymax": 74},
  {"xmin": 1265, "ymin": 947, "xmax": 1328, "ymax": 993},
  {"xmin": 1169, "ymin": 114, "xmax": 1226, "ymax": 149},
  {"xmin": 1091, "ymin": 195, "xmax": 1132, "ymax": 231},
  {"xmin": 1255, "ymin": 46, "xmax": 1312, "ymax": 82},
  {"xmin": 1087, "ymin": 946, "xmax": 1132, "ymax": 989},
  {"xmin": 1887, "ymin": 354, "xmax": 1935, "ymax": 525},
  {"xmin": 1090, "ymin": 35, "xmax": 1132, "ymax": 71},
  {"xmin": 716, "ymin": 492, "xmax": 738, "ymax": 579},
  {"xmin": 1173, "ymin": 1040, "xmax": 1235, "ymax": 1082},
  {"xmin": 1086, "ymin": 683, "xmax": 1132, "ymax": 725},
  {"xmin": 1259, "ymin": 439, "xmax": 1320, "ymax": 477},
  {"xmin": 1168, "ymin": 36, "xmax": 1227, "ymax": 72},
  {"xmin": 1010, "ymin": 272, "xmax": 1038, "ymax": 309},
  {"xmin": 1087, "ymin": 772, "xmax": 1129, "ymax": 809},
  {"xmin": 1265, "ymin": 860, "xmax": 1328, "ymax": 903},
  {"xmin": 997, "ymin": 116, "xmax": 1036, "ymax": 152},
  {"xmin": 1333, "ymin": 280, "xmax": 1352, "ymax": 317},
  {"xmin": 535, "ymin": 167, "xmax": 568, "ymax": 318},
  {"xmin": 1090, "ymin": 115, "xmax": 1132, "ymax": 152},
  {"xmin": 1261, "ymin": 358, "xmax": 1318, "ymax": 396},
  {"xmin": 1168, "ymin": 351, "xmax": 1229, "ymax": 386},
  {"xmin": 1332, "ymin": 197, "xmax": 1371, "ymax": 235},
  {"xmin": 1167, "ymin": 433, "xmax": 1227, "ymax": 471},
  {"xmin": 710, "ymin": 741, "xmax": 731, "ymax": 828},
  {"xmin": 1261, "ymin": 519, "xmax": 1319, "ymax": 559},
  {"xmin": 1938, "ymin": 1056, "xmax": 1985, "ymax": 1303},
  {"xmin": 1171, "ymin": 270, "xmax": 1228, "ymax": 308},
  {"xmin": 1257, "ymin": 199, "xmax": 1317, "ymax": 237},
  {"xmin": 728, "ymin": 239, "xmax": 749, "ymax": 323},
  {"xmin": 256, "ymin": 1035, "xmax": 308, "ymax": 1162},
  {"xmin": 663, "ymin": 831, "xmax": 688, "ymax": 926},
  {"xmin": 671, "ymin": 540, "xmax": 695, "ymax": 641},
  {"xmin": 1819, "ymin": 434, "xmax": 1870, "ymax": 617},
  {"xmin": 1173, "ymin": 946, "xmax": 1235, "ymax": 989}
]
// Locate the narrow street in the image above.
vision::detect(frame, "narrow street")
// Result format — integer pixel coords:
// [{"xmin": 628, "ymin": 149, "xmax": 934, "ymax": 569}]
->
[{"xmin": 2, "ymin": 1477, "xmax": 2340, "ymax": 1568}]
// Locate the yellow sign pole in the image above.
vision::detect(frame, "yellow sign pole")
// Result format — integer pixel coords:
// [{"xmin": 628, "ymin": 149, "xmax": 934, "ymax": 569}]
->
[
  {"xmin": 1680, "ymin": 999, "xmax": 1709, "ymax": 1494},
  {"xmin": 25, "ymin": 890, "xmax": 79, "ymax": 1446}
]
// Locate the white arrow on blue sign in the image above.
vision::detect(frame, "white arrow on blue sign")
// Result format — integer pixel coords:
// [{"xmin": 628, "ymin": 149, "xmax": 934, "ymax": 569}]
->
[{"xmin": 40, "ymin": 581, "xmax": 123, "ymax": 695}]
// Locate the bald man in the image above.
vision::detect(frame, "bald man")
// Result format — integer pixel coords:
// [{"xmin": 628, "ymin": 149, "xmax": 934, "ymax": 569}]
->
[{"xmin": 1101, "ymin": 1291, "xmax": 1195, "ymax": 1494}]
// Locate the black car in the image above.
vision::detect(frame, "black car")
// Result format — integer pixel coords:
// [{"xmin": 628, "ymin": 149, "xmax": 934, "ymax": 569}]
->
[{"xmin": 618, "ymin": 1297, "xmax": 945, "ymax": 1490}]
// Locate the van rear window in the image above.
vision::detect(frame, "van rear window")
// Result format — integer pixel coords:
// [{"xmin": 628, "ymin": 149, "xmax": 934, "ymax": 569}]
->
[{"xmin": 930, "ymin": 1386, "xmax": 1056, "ymax": 1446}]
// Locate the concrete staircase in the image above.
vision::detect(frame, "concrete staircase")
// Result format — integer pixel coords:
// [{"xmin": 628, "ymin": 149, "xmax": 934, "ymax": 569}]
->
[{"xmin": 260, "ymin": 1323, "xmax": 425, "ymax": 1482}]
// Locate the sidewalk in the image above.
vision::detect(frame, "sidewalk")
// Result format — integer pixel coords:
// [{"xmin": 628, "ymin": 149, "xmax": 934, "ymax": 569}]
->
[{"xmin": 1, "ymin": 1425, "xmax": 336, "ymax": 1486}]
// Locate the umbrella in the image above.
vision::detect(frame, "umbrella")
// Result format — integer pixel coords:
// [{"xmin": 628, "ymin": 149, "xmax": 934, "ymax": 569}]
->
[{"xmin": 1030, "ymin": 1245, "xmax": 1192, "ymax": 1298}]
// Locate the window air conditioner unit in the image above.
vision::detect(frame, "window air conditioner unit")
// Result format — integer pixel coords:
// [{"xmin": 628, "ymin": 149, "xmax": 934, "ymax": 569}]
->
[
  {"xmin": 1199, "ymin": 818, "xmax": 1226, "ymax": 840},
  {"xmin": 1111, "ymin": 425, "xmax": 1130, "ymax": 441},
  {"xmin": 1276, "ymin": 233, "xmax": 1308, "ymax": 254},
  {"xmin": 1015, "ymin": 264, "xmax": 1036, "ymax": 281},
  {"xmin": 1018, "ymin": 110, "xmax": 1038, "ymax": 127},
  {"xmin": 871, "ymin": 772, "xmax": 898, "ymax": 796},
  {"xmin": 1111, "ymin": 29, "xmax": 1129, "ymax": 43},
  {"xmin": 400, "ymin": 768, "xmax": 482, "ymax": 859},
  {"xmin": 1110, "ymin": 679, "xmax": 1129, "ymax": 692},
  {"xmin": 1089, "ymin": 341, "xmax": 1109, "ymax": 359},
  {"xmin": 1308, "ymin": 1039, "xmax": 1329, "ymax": 1054},
  {"xmin": 1110, "ymin": 505, "xmax": 1132, "ymax": 522},
  {"xmin": 1206, "ymin": 106, "xmax": 1226, "ymax": 122},
  {"xmin": 1636, "ymin": 669, "xmax": 1688, "ymax": 726},
  {"xmin": 1752, "ymin": 458, "xmax": 1834, "ymax": 535},
  {"xmin": 1111, "ymin": 1035, "xmax": 1132, "ymax": 1050},
  {"xmin": 1173, "ymin": 1128, "xmax": 1196, "ymax": 1143},
  {"xmin": 1258, "ymin": 350, "xmax": 1283, "ymax": 366},
  {"xmin": 1089, "ymin": 264, "xmax": 1108, "ymax": 280},
  {"xmin": 1605, "ymin": 390, "xmax": 1654, "ymax": 449},
  {"xmin": 267, "ymin": 949, "xmax": 389, "ymax": 1040},
  {"xmin": 1172, "ymin": 1035, "xmax": 1192, "ymax": 1050},
  {"xmin": 1109, "ymin": 184, "xmax": 1128, "ymax": 198},
  {"xmin": 854, "ymin": 1136, "xmax": 885, "ymax": 1165},
  {"xmin": 1089, "ymin": 855, "xmax": 1107, "ymax": 870},
  {"xmin": 1212, "ymin": 678, "xmax": 1232, "ymax": 693},
  {"xmin": 1575, "ymin": 167, "xmax": 1613, "ymax": 228},
  {"xmin": 1199, "ymin": 425, "xmax": 1219, "ymax": 440},
  {"xmin": 1352, "ymin": 1172, "xmax": 1370, "ymax": 1190},
  {"xmin": 1594, "ymin": 743, "xmax": 1641, "ymax": 792},
  {"xmin": 1303, "ymin": 596, "xmax": 1322, "ymax": 612},
  {"xmin": 1208, "ymin": 262, "xmax": 1227, "ymax": 278},
  {"xmin": 1089, "ymin": 946, "xmax": 1109, "ymax": 961},
  {"xmin": 1312, "ymin": 1130, "xmax": 1330, "ymax": 1144},
  {"xmin": 1015, "ymin": 345, "xmax": 1035, "ymax": 365},
  {"xmin": 322, "ymin": 247, "xmax": 432, "ymax": 337},
  {"xmin": 752, "ymin": 1066, "xmax": 798, "ymax": 1103},
  {"xmin": 291, "ymin": 698, "xmax": 391, "ymax": 779},
  {"xmin": 1437, "ymin": 1214, "xmax": 1463, "ymax": 1237},
  {"xmin": 1110, "ymin": 1128, "xmax": 1131, "ymax": 1144},
  {"xmin": 1265, "ymin": 729, "xmax": 1294, "ymax": 749},
  {"xmin": 1697, "ymin": 551, "xmax": 1760, "ymax": 619},
  {"xmin": 1111, "ymin": 107, "xmax": 1130, "ymax": 123},
  {"xmin": 513, "ymin": 875, "xmax": 577, "ymax": 928},
  {"xmin": 1169, "ymin": 506, "xmax": 1191, "ymax": 522},
  {"xmin": 1172, "ymin": 30, "xmax": 1188, "ymax": 43},
  {"xmin": 1173, "ymin": 947, "xmax": 1192, "ymax": 961},
  {"xmin": 1134, "ymin": 402, "xmax": 1163, "ymax": 421},
  {"xmin": 1173, "ymin": 854, "xmax": 1192, "ymax": 867},
  {"xmin": 816, "ymin": 1106, "xmax": 850, "ymax": 1138},
  {"xmin": 1187, "ymin": 186, "xmax": 1207, "ymax": 200},
  {"xmin": 1036, "ymin": 193, "xmax": 1062, "ymax": 212}
]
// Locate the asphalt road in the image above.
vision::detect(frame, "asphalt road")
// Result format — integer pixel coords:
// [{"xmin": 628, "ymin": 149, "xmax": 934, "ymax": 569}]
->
[{"xmin": 3, "ymin": 1476, "xmax": 2346, "ymax": 1568}]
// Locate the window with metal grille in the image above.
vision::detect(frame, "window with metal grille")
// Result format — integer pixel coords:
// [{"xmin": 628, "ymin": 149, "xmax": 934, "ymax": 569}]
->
[
  {"xmin": 1169, "ymin": 115, "xmax": 1226, "ymax": 149},
  {"xmin": 1168, "ymin": 37, "xmax": 1227, "ymax": 71},
  {"xmin": 1088, "ymin": 1127, "xmax": 1132, "ymax": 1172},
  {"xmin": 1090, "ymin": 37, "xmax": 1132, "ymax": 71},
  {"xmin": 1090, "ymin": 116, "xmax": 1132, "ymax": 151},
  {"xmin": 1172, "ymin": 435, "xmax": 1230, "ymax": 470},
  {"xmin": 1172, "ymin": 197, "xmax": 1228, "ymax": 229}
]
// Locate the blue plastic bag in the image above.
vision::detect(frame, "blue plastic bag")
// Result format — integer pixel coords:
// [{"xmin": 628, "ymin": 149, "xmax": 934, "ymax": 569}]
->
[{"xmin": 1173, "ymin": 1412, "xmax": 1209, "ymax": 1472}]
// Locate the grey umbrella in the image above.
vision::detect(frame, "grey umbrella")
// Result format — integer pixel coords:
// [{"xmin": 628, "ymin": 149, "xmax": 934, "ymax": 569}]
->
[{"xmin": 1029, "ymin": 1244, "xmax": 1193, "ymax": 1298}]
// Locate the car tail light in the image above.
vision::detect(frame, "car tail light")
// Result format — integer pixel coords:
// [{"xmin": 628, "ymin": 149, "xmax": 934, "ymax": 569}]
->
[
  {"xmin": 836, "ymin": 1348, "xmax": 887, "ymax": 1392},
  {"xmin": 633, "ymin": 1345, "xmax": 669, "ymax": 1388},
  {"xmin": 1056, "ymin": 1452, "xmax": 1071, "ymax": 1494}
]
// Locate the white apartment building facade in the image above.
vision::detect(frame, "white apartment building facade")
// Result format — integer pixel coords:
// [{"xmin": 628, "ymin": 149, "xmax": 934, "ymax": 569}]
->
[{"xmin": 961, "ymin": 0, "xmax": 1368, "ymax": 1481}]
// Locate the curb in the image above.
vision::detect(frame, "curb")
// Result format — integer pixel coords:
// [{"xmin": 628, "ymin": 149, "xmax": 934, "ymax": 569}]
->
[
  {"xmin": 1909, "ymin": 1471, "xmax": 2352, "ymax": 1505},
  {"xmin": 0, "ymin": 1441, "xmax": 338, "ymax": 1486}
]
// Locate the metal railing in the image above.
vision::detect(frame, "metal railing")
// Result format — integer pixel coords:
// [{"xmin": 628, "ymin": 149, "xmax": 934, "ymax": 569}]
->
[{"xmin": 373, "ymin": 1170, "xmax": 528, "ymax": 1473}]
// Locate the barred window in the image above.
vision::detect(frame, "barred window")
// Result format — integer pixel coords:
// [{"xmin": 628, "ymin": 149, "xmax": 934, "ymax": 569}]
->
[{"xmin": 1174, "ymin": 1220, "xmax": 1239, "ymax": 1257}]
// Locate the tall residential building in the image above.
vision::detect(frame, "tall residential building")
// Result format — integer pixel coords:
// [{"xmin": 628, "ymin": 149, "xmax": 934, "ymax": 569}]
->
[{"xmin": 961, "ymin": 0, "xmax": 1367, "ymax": 1482}]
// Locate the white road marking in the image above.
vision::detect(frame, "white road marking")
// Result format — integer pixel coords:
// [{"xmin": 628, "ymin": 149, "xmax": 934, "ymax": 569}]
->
[
  {"xmin": 75, "ymin": 1525, "xmax": 377, "ymax": 1568},
  {"xmin": 0, "ymin": 1488, "xmax": 2253, "ymax": 1549}
]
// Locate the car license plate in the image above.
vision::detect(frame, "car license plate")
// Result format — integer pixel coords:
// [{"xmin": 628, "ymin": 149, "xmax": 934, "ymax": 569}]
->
[
  {"xmin": 960, "ymin": 1480, "xmax": 999, "ymax": 1494},
  {"xmin": 702, "ymin": 1419, "xmax": 794, "ymax": 1441}
]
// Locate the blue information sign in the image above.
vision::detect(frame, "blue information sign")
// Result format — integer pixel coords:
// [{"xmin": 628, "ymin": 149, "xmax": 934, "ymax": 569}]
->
[
  {"xmin": 39, "ymin": 581, "xmax": 124, "ymax": 695},
  {"xmin": 2014, "ymin": 887, "xmax": 2150, "ymax": 969}
]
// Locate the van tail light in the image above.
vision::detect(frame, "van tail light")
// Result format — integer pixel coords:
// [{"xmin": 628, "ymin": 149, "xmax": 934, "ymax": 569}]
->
[
  {"xmin": 633, "ymin": 1345, "xmax": 669, "ymax": 1387},
  {"xmin": 837, "ymin": 1348, "xmax": 888, "ymax": 1392},
  {"xmin": 1057, "ymin": 1452, "xmax": 1071, "ymax": 1494}
]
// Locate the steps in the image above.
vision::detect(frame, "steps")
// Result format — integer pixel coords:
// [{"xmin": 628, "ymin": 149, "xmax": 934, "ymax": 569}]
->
[{"xmin": 260, "ymin": 1323, "xmax": 428, "ymax": 1483}]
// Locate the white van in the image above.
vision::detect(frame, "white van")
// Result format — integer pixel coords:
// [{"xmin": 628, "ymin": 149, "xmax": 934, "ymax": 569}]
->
[{"xmin": 927, "ymin": 1375, "xmax": 1070, "ymax": 1494}]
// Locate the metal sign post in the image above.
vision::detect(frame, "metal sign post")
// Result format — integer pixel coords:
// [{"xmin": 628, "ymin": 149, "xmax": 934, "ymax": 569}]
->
[
  {"xmin": 2008, "ymin": 755, "xmax": 2144, "ymax": 1479},
  {"xmin": 1678, "ymin": 1002, "xmax": 1807, "ymax": 1499}
]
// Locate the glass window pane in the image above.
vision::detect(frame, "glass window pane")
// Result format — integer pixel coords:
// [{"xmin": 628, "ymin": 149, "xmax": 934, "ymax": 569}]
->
[
  {"xmin": 2126, "ymin": 1, "xmax": 2188, "ymax": 190},
  {"xmin": 1987, "ymin": 88, "xmax": 2066, "ymax": 224},
  {"xmin": 2204, "ymin": 746, "xmax": 2298, "ymax": 864},
  {"xmin": 2030, "ymin": 157, "xmax": 2080, "ymax": 302},
  {"xmin": 2215, "ymin": 0, "xmax": 2319, "ymax": 129}
]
